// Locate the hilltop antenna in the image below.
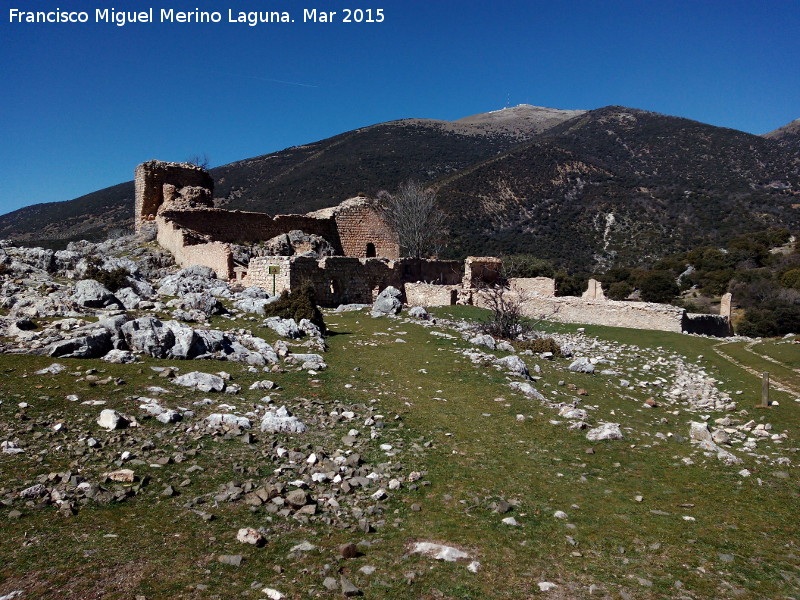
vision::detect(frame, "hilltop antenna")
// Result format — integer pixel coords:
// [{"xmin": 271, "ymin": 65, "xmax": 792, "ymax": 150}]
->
[{"xmin": 506, "ymin": 92, "xmax": 510, "ymax": 108}]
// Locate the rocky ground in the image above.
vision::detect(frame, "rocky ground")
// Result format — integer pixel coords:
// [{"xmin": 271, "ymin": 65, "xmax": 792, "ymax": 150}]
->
[{"xmin": 0, "ymin": 235, "xmax": 799, "ymax": 599}]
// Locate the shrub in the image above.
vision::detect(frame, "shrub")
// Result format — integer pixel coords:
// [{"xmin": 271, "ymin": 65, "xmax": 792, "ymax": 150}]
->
[
  {"xmin": 503, "ymin": 255, "xmax": 555, "ymax": 279},
  {"xmin": 477, "ymin": 285, "xmax": 530, "ymax": 339},
  {"xmin": 780, "ymin": 268, "xmax": 800, "ymax": 290},
  {"xmin": 262, "ymin": 283, "xmax": 326, "ymax": 332},
  {"xmin": 555, "ymin": 272, "xmax": 587, "ymax": 297},
  {"xmin": 736, "ymin": 304, "xmax": 800, "ymax": 337},
  {"xmin": 84, "ymin": 261, "xmax": 130, "ymax": 292},
  {"xmin": 637, "ymin": 270, "xmax": 679, "ymax": 303},
  {"xmin": 607, "ymin": 281, "xmax": 633, "ymax": 301},
  {"xmin": 515, "ymin": 337, "xmax": 562, "ymax": 356}
]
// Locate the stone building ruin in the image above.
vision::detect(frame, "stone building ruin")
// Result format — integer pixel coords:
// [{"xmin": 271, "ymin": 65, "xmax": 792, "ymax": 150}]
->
[
  {"xmin": 137, "ymin": 160, "xmax": 733, "ymax": 336},
  {"xmin": 135, "ymin": 159, "xmax": 400, "ymax": 281}
]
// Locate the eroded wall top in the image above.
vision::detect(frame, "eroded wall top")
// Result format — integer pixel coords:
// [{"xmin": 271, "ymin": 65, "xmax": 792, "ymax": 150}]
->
[{"xmin": 135, "ymin": 160, "xmax": 214, "ymax": 231}]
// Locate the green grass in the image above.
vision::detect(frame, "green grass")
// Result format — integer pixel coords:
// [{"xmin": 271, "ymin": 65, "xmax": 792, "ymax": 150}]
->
[
  {"xmin": 1, "ymin": 309, "xmax": 800, "ymax": 599},
  {"xmin": 752, "ymin": 338, "xmax": 800, "ymax": 371}
]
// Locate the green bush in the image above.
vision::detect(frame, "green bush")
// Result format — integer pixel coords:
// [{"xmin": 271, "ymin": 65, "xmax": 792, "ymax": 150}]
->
[
  {"xmin": 637, "ymin": 270, "xmax": 679, "ymax": 303},
  {"xmin": 780, "ymin": 268, "xmax": 800, "ymax": 290},
  {"xmin": 515, "ymin": 337, "xmax": 562, "ymax": 356},
  {"xmin": 503, "ymin": 255, "xmax": 555, "ymax": 279},
  {"xmin": 262, "ymin": 283, "xmax": 326, "ymax": 332},
  {"xmin": 736, "ymin": 304, "xmax": 800, "ymax": 337},
  {"xmin": 555, "ymin": 272, "xmax": 587, "ymax": 297},
  {"xmin": 607, "ymin": 280, "xmax": 633, "ymax": 301},
  {"xmin": 84, "ymin": 261, "xmax": 130, "ymax": 292}
]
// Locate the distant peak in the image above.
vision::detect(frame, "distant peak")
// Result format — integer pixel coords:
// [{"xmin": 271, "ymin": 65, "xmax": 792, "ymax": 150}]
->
[{"xmin": 763, "ymin": 117, "xmax": 800, "ymax": 139}]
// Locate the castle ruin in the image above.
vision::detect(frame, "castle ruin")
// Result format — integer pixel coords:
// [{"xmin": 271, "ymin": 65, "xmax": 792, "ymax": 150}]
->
[{"xmin": 137, "ymin": 160, "xmax": 732, "ymax": 336}]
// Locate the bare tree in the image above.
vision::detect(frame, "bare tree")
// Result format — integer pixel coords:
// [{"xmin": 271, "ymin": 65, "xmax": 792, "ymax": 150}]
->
[
  {"xmin": 376, "ymin": 180, "xmax": 447, "ymax": 258},
  {"xmin": 186, "ymin": 153, "xmax": 211, "ymax": 169}
]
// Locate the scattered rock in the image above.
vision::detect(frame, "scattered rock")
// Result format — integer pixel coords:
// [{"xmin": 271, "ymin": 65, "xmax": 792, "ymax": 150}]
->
[
  {"xmin": 586, "ymin": 423, "xmax": 623, "ymax": 441},
  {"xmin": 236, "ymin": 527, "xmax": 265, "ymax": 547}
]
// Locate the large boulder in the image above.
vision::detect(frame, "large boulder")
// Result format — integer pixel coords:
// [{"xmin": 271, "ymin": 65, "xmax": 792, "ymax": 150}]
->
[
  {"xmin": 468, "ymin": 334, "xmax": 496, "ymax": 350},
  {"xmin": 157, "ymin": 266, "xmax": 229, "ymax": 296},
  {"xmin": 163, "ymin": 320, "xmax": 200, "ymax": 359},
  {"xmin": 205, "ymin": 413, "xmax": 251, "ymax": 432},
  {"xmin": 12, "ymin": 247, "xmax": 55, "ymax": 272},
  {"xmin": 495, "ymin": 355, "xmax": 530, "ymax": 379},
  {"xmin": 47, "ymin": 328, "xmax": 112, "ymax": 359},
  {"xmin": 586, "ymin": 423, "xmax": 624, "ymax": 441},
  {"xmin": 371, "ymin": 286, "xmax": 402, "ymax": 317},
  {"xmin": 568, "ymin": 357, "xmax": 595, "ymax": 374},
  {"xmin": 167, "ymin": 292, "xmax": 226, "ymax": 316},
  {"xmin": 508, "ymin": 381, "xmax": 546, "ymax": 401},
  {"xmin": 120, "ymin": 317, "xmax": 175, "ymax": 358},
  {"xmin": 173, "ymin": 371, "xmax": 226, "ymax": 392},
  {"xmin": 263, "ymin": 317, "xmax": 302, "ymax": 339},
  {"xmin": 689, "ymin": 421, "xmax": 713, "ymax": 443},
  {"xmin": 234, "ymin": 297, "xmax": 279, "ymax": 315},
  {"xmin": 115, "ymin": 287, "xmax": 143, "ymax": 310},
  {"xmin": 408, "ymin": 306, "xmax": 431, "ymax": 320},
  {"xmin": 260, "ymin": 406, "xmax": 307, "ymax": 433},
  {"xmin": 285, "ymin": 353, "xmax": 327, "ymax": 370},
  {"xmin": 73, "ymin": 279, "xmax": 122, "ymax": 309}
]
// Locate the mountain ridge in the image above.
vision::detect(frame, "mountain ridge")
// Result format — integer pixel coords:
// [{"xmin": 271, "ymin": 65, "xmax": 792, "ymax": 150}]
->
[{"xmin": 1, "ymin": 104, "xmax": 798, "ymax": 272}]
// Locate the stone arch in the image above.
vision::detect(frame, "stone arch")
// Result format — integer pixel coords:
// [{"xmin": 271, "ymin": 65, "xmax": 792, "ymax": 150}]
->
[{"xmin": 366, "ymin": 242, "xmax": 376, "ymax": 258}]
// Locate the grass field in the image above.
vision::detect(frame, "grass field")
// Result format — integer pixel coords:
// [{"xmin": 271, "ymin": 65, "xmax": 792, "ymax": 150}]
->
[{"xmin": 1, "ymin": 306, "xmax": 799, "ymax": 599}]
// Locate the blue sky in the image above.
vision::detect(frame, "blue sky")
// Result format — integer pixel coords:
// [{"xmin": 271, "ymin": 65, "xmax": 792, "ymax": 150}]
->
[{"xmin": 0, "ymin": 0, "xmax": 798, "ymax": 215}]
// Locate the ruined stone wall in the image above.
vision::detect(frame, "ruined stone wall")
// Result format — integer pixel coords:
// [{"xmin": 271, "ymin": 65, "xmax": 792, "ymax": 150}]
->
[
  {"xmin": 405, "ymin": 283, "xmax": 459, "ymax": 307},
  {"xmin": 683, "ymin": 313, "xmax": 732, "ymax": 337},
  {"xmin": 157, "ymin": 208, "xmax": 343, "ymax": 250},
  {"xmin": 334, "ymin": 202, "xmax": 399, "ymax": 259},
  {"xmin": 582, "ymin": 278, "xmax": 606, "ymax": 300},
  {"xmin": 510, "ymin": 277, "xmax": 556, "ymax": 297},
  {"xmin": 135, "ymin": 160, "xmax": 213, "ymax": 232},
  {"xmin": 245, "ymin": 256, "xmax": 292, "ymax": 295},
  {"xmin": 720, "ymin": 293, "xmax": 732, "ymax": 319},
  {"xmin": 513, "ymin": 294, "xmax": 686, "ymax": 332},
  {"xmin": 245, "ymin": 256, "xmax": 461, "ymax": 306},
  {"xmin": 463, "ymin": 256, "xmax": 503, "ymax": 288},
  {"xmin": 155, "ymin": 216, "xmax": 233, "ymax": 280}
]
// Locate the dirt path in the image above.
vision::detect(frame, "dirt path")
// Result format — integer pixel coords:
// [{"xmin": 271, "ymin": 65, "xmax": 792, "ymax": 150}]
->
[{"xmin": 712, "ymin": 340, "xmax": 800, "ymax": 397}]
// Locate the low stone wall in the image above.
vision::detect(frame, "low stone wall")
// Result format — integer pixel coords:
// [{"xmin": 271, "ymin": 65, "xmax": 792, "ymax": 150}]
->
[
  {"xmin": 519, "ymin": 294, "xmax": 685, "ymax": 332},
  {"xmin": 405, "ymin": 283, "xmax": 459, "ymax": 306},
  {"xmin": 156, "ymin": 217, "xmax": 233, "ymax": 280},
  {"xmin": 510, "ymin": 277, "xmax": 556, "ymax": 297},
  {"xmin": 469, "ymin": 288, "xmax": 686, "ymax": 333}
]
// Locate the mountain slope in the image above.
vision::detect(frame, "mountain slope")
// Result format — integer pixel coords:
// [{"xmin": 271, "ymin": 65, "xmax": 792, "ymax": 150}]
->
[
  {"xmin": 0, "ymin": 105, "xmax": 582, "ymax": 245},
  {"xmin": 435, "ymin": 106, "xmax": 800, "ymax": 269}
]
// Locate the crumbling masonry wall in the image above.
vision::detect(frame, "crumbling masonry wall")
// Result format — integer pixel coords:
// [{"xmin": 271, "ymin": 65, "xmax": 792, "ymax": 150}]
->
[
  {"xmin": 510, "ymin": 277, "xmax": 556, "ymax": 297},
  {"xmin": 157, "ymin": 207, "xmax": 343, "ymax": 250},
  {"xmin": 405, "ymin": 283, "xmax": 460, "ymax": 306},
  {"xmin": 512, "ymin": 293, "xmax": 686, "ymax": 332},
  {"xmin": 156, "ymin": 217, "xmax": 233, "ymax": 279},
  {"xmin": 463, "ymin": 256, "xmax": 503, "ymax": 288},
  {"xmin": 135, "ymin": 160, "xmax": 214, "ymax": 232},
  {"xmin": 245, "ymin": 256, "xmax": 461, "ymax": 306},
  {"xmin": 333, "ymin": 202, "xmax": 399, "ymax": 259}
]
